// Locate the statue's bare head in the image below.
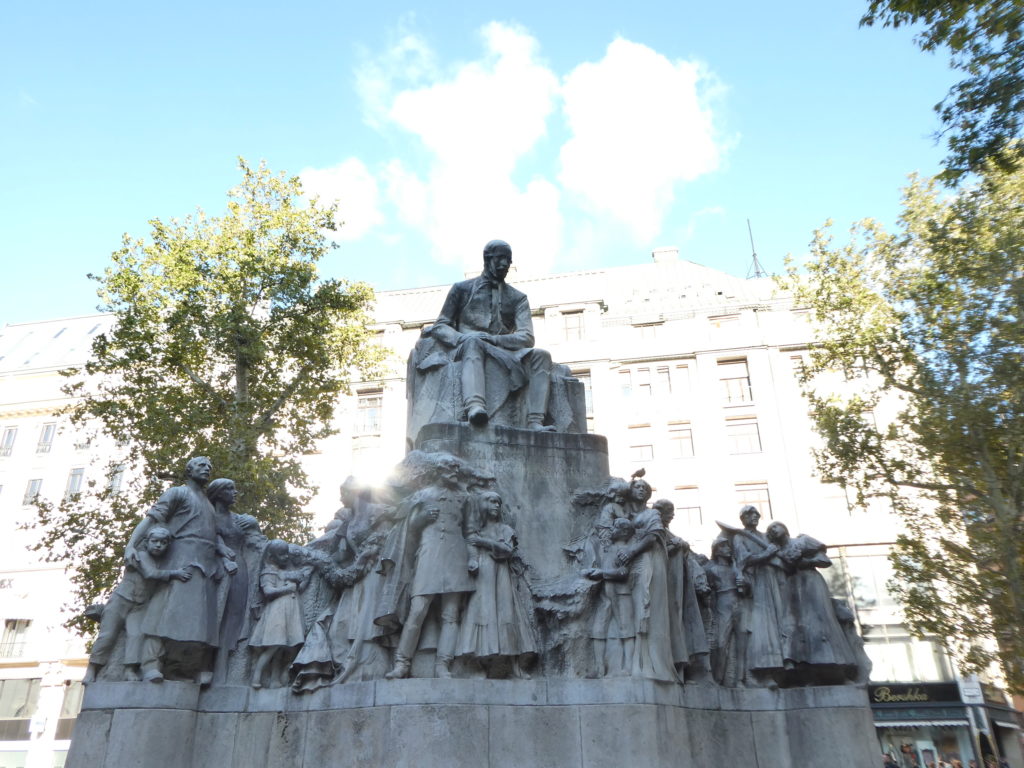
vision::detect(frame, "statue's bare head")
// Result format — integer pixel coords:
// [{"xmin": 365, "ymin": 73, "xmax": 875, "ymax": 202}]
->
[
  {"xmin": 185, "ymin": 456, "xmax": 213, "ymax": 486},
  {"xmin": 766, "ymin": 521, "xmax": 790, "ymax": 544},
  {"xmin": 482, "ymin": 240, "xmax": 512, "ymax": 282},
  {"xmin": 653, "ymin": 498, "xmax": 675, "ymax": 526},
  {"xmin": 711, "ymin": 535, "xmax": 733, "ymax": 561}
]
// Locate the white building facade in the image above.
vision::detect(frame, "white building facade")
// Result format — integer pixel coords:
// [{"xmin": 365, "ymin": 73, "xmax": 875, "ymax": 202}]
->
[{"xmin": 0, "ymin": 253, "xmax": 1020, "ymax": 767}]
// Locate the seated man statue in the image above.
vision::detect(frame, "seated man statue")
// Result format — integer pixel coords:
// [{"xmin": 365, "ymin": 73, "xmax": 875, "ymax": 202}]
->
[{"xmin": 407, "ymin": 239, "xmax": 585, "ymax": 443}]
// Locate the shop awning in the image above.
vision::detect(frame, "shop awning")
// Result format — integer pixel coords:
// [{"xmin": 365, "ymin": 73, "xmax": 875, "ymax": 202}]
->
[
  {"xmin": 994, "ymin": 720, "xmax": 1021, "ymax": 730},
  {"xmin": 875, "ymin": 720, "xmax": 970, "ymax": 728}
]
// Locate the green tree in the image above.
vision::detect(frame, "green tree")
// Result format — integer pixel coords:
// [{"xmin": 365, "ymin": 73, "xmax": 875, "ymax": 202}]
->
[
  {"xmin": 32, "ymin": 159, "xmax": 385, "ymax": 632},
  {"xmin": 782, "ymin": 158, "xmax": 1024, "ymax": 692},
  {"xmin": 860, "ymin": 0, "xmax": 1023, "ymax": 180}
]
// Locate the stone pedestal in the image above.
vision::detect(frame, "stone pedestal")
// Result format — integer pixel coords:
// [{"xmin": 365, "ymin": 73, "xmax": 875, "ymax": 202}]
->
[
  {"xmin": 415, "ymin": 422, "xmax": 609, "ymax": 581},
  {"xmin": 67, "ymin": 679, "xmax": 880, "ymax": 768}
]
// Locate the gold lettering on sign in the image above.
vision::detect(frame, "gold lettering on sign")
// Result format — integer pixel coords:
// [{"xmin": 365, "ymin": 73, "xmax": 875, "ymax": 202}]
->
[{"xmin": 873, "ymin": 686, "xmax": 930, "ymax": 703}]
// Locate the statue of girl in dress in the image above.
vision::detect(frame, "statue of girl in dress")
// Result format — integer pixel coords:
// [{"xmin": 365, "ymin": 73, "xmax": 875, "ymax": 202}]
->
[
  {"xmin": 457, "ymin": 491, "xmax": 536, "ymax": 678},
  {"xmin": 249, "ymin": 540, "xmax": 312, "ymax": 688}
]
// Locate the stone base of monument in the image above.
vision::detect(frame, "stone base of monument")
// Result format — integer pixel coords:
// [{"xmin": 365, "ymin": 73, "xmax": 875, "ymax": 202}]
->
[{"xmin": 67, "ymin": 679, "xmax": 878, "ymax": 768}]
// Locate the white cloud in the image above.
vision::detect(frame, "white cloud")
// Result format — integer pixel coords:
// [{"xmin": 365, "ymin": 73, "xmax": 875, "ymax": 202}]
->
[
  {"xmin": 559, "ymin": 39, "xmax": 722, "ymax": 242},
  {"xmin": 355, "ymin": 19, "xmax": 438, "ymax": 127},
  {"xmin": 308, "ymin": 23, "xmax": 728, "ymax": 272},
  {"xmin": 375, "ymin": 22, "xmax": 564, "ymax": 274},
  {"xmin": 389, "ymin": 22, "xmax": 559, "ymax": 177},
  {"xmin": 299, "ymin": 158, "xmax": 384, "ymax": 241}
]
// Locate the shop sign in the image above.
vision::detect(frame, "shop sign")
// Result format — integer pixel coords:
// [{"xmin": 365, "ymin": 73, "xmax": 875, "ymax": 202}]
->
[
  {"xmin": 958, "ymin": 676, "xmax": 985, "ymax": 705},
  {"xmin": 870, "ymin": 683, "xmax": 962, "ymax": 704}
]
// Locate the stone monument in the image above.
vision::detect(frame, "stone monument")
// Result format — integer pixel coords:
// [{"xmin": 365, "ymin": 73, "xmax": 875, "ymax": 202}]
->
[{"xmin": 67, "ymin": 240, "xmax": 880, "ymax": 768}]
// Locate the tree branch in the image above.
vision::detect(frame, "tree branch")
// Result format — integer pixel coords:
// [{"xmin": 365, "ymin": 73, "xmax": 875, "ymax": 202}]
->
[
  {"xmin": 257, "ymin": 367, "xmax": 311, "ymax": 429},
  {"xmin": 181, "ymin": 363, "xmax": 229, "ymax": 411}
]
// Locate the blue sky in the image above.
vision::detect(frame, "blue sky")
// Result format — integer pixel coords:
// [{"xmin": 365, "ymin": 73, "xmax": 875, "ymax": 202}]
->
[{"xmin": 1, "ymin": 0, "xmax": 956, "ymax": 326}]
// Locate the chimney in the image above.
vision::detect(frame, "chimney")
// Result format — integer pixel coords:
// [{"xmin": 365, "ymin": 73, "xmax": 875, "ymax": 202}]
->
[{"xmin": 652, "ymin": 247, "xmax": 679, "ymax": 264}]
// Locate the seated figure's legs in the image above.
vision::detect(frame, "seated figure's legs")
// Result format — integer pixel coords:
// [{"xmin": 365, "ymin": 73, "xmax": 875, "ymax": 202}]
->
[
  {"xmin": 524, "ymin": 348, "xmax": 555, "ymax": 431},
  {"xmin": 459, "ymin": 337, "xmax": 488, "ymax": 425}
]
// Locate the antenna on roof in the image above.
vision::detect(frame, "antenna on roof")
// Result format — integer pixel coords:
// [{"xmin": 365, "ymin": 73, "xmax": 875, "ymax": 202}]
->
[{"xmin": 746, "ymin": 219, "xmax": 768, "ymax": 279}]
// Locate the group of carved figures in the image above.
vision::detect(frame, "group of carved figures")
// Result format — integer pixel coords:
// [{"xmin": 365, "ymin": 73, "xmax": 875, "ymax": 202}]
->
[
  {"xmin": 558, "ymin": 473, "xmax": 868, "ymax": 687},
  {"xmin": 84, "ymin": 455, "xmax": 869, "ymax": 691}
]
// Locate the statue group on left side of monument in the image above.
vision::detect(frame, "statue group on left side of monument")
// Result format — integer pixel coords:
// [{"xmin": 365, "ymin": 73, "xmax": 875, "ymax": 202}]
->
[{"xmin": 83, "ymin": 454, "xmax": 869, "ymax": 691}]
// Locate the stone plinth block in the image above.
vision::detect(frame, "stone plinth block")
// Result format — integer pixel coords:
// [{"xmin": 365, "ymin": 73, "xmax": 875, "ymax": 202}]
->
[
  {"xmin": 415, "ymin": 422, "xmax": 610, "ymax": 581},
  {"xmin": 67, "ymin": 679, "xmax": 880, "ymax": 768}
]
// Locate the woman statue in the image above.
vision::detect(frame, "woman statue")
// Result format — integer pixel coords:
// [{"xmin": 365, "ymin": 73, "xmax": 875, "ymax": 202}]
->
[
  {"xmin": 764, "ymin": 521, "xmax": 859, "ymax": 684},
  {"xmin": 729, "ymin": 505, "xmax": 788, "ymax": 687},
  {"xmin": 615, "ymin": 482, "xmax": 682, "ymax": 682},
  {"xmin": 457, "ymin": 491, "xmax": 536, "ymax": 677}
]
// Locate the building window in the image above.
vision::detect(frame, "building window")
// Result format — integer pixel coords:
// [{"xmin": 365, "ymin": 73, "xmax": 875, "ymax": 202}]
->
[
  {"xmin": 719, "ymin": 359, "xmax": 752, "ymax": 404},
  {"xmin": 54, "ymin": 681, "xmax": 85, "ymax": 740},
  {"xmin": 562, "ymin": 311, "xmax": 584, "ymax": 341},
  {"xmin": 108, "ymin": 464, "xmax": 126, "ymax": 495},
  {"xmin": 22, "ymin": 479, "xmax": 42, "ymax": 506},
  {"xmin": 789, "ymin": 354, "xmax": 806, "ymax": 379},
  {"xmin": 0, "ymin": 677, "xmax": 41, "ymax": 741},
  {"xmin": 573, "ymin": 370, "xmax": 593, "ymax": 417},
  {"xmin": 635, "ymin": 368, "xmax": 652, "ymax": 397},
  {"xmin": 709, "ymin": 314, "xmax": 739, "ymax": 328},
  {"xmin": 0, "ymin": 620, "xmax": 31, "ymax": 659},
  {"xmin": 628, "ymin": 425, "xmax": 653, "ymax": 463},
  {"xmin": 64, "ymin": 467, "xmax": 85, "ymax": 501},
  {"xmin": 735, "ymin": 482, "xmax": 772, "ymax": 519},
  {"xmin": 726, "ymin": 417, "xmax": 762, "ymax": 454},
  {"xmin": 619, "ymin": 369, "xmax": 632, "ymax": 397},
  {"xmin": 861, "ymin": 624, "xmax": 954, "ymax": 683},
  {"xmin": 0, "ymin": 427, "xmax": 16, "ymax": 457},
  {"xmin": 36, "ymin": 423, "xmax": 56, "ymax": 454},
  {"xmin": 637, "ymin": 323, "xmax": 660, "ymax": 339},
  {"xmin": 355, "ymin": 391, "xmax": 382, "ymax": 436},
  {"xmin": 674, "ymin": 486, "xmax": 702, "ymax": 526},
  {"xmin": 655, "ymin": 366, "xmax": 671, "ymax": 395},
  {"xmin": 669, "ymin": 423, "xmax": 694, "ymax": 458},
  {"xmin": 674, "ymin": 364, "xmax": 691, "ymax": 392},
  {"xmin": 630, "ymin": 444, "xmax": 654, "ymax": 462}
]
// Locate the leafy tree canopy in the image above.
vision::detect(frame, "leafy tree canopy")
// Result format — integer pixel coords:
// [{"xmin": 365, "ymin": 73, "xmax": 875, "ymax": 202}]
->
[
  {"xmin": 782, "ymin": 157, "xmax": 1024, "ymax": 692},
  {"xmin": 33, "ymin": 159, "xmax": 386, "ymax": 632},
  {"xmin": 861, "ymin": 0, "xmax": 1024, "ymax": 181}
]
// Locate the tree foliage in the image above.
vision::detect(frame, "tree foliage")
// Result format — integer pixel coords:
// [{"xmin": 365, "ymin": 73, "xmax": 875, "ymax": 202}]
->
[
  {"xmin": 32, "ymin": 159, "xmax": 385, "ymax": 632},
  {"xmin": 782, "ymin": 158, "xmax": 1024, "ymax": 692},
  {"xmin": 860, "ymin": 0, "xmax": 1024, "ymax": 181}
]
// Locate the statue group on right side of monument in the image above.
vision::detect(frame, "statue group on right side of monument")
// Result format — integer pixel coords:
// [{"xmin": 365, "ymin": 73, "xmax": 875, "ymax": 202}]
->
[{"xmin": 564, "ymin": 471, "xmax": 868, "ymax": 688}]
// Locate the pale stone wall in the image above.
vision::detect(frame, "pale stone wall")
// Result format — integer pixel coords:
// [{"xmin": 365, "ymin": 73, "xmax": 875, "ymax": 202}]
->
[{"xmin": 68, "ymin": 679, "xmax": 880, "ymax": 768}]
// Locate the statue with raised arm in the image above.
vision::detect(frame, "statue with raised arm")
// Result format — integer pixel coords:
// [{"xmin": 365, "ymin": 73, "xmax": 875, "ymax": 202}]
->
[{"xmin": 406, "ymin": 239, "xmax": 586, "ymax": 442}]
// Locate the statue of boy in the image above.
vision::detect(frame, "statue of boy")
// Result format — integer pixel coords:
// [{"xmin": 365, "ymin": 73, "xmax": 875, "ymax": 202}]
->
[{"xmin": 83, "ymin": 526, "xmax": 191, "ymax": 683}]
